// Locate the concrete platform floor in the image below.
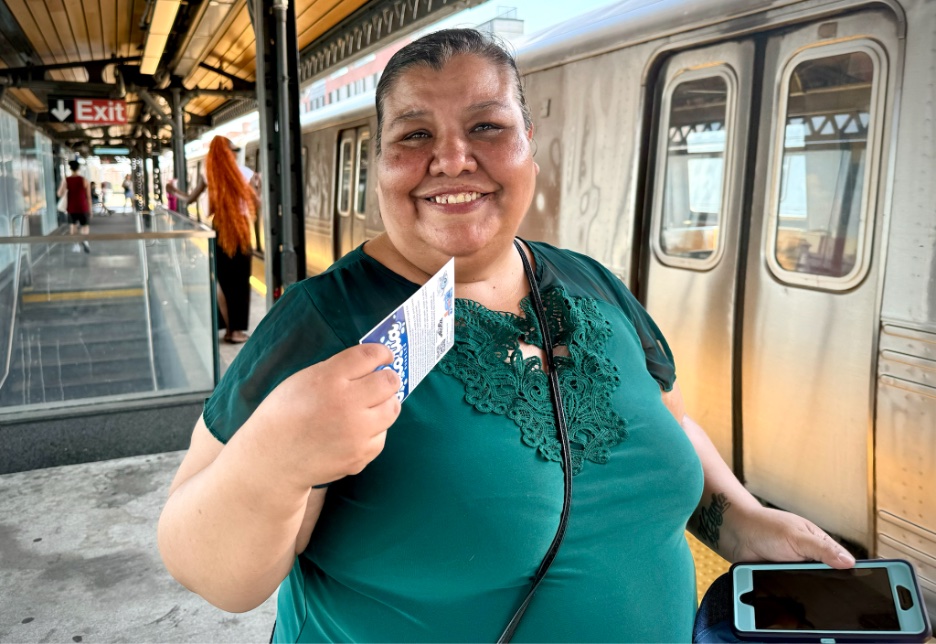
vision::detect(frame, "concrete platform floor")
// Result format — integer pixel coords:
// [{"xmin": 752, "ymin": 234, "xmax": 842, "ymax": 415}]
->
[{"xmin": 0, "ymin": 451, "xmax": 276, "ymax": 643}]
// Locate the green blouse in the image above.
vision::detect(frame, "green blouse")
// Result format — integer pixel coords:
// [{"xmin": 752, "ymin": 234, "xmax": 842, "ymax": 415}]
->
[{"xmin": 204, "ymin": 241, "xmax": 704, "ymax": 642}]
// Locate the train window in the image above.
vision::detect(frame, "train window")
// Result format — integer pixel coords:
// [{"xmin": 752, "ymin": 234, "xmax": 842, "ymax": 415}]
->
[
  {"xmin": 653, "ymin": 70, "xmax": 735, "ymax": 268},
  {"xmin": 355, "ymin": 132, "xmax": 370, "ymax": 217},
  {"xmin": 767, "ymin": 43, "xmax": 884, "ymax": 288},
  {"xmin": 338, "ymin": 138, "xmax": 353, "ymax": 215}
]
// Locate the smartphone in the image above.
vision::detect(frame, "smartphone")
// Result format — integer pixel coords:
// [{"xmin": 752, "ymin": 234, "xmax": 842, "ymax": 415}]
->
[{"xmin": 731, "ymin": 559, "xmax": 932, "ymax": 642}]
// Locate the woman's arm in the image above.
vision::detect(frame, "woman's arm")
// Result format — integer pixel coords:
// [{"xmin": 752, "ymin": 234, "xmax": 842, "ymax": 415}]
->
[
  {"xmin": 158, "ymin": 416, "xmax": 317, "ymax": 612},
  {"xmin": 171, "ymin": 175, "xmax": 207, "ymax": 203},
  {"xmin": 662, "ymin": 382, "xmax": 855, "ymax": 568},
  {"xmin": 158, "ymin": 343, "xmax": 401, "ymax": 612},
  {"xmin": 250, "ymin": 173, "xmax": 261, "ymax": 209}
]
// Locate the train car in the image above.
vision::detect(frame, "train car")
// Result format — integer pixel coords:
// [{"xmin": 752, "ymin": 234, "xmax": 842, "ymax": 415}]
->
[
  {"xmin": 191, "ymin": 0, "xmax": 936, "ymax": 614},
  {"xmin": 517, "ymin": 0, "xmax": 936, "ymax": 613}
]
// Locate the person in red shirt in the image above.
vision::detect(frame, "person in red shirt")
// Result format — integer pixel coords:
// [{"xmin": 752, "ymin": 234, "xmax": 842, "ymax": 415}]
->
[{"xmin": 57, "ymin": 160, "xmax": 91, "ymax": 253}]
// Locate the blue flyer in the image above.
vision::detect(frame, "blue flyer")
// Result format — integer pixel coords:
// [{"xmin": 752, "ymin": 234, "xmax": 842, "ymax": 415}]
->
[{"xmin": 360, "ymin": 258, "xmax": 455, "ymax": 402}]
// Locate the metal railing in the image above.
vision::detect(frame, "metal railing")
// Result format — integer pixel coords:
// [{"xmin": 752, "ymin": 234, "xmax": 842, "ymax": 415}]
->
[
  {"xmin": 0, "ymin": 214, "xmax": 218, "ymax": 415},
  {"xmin": 134, "ymin": 211, "xmax": 159, "ymax": 390},
  {"xmin": 0, "ymin": 214, "xmax": 30, "ymax": 393}
]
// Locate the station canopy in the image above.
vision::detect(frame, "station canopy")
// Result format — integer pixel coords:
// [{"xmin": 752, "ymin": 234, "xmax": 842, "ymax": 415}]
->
[{"xmin": 0, "ymin": 0, "xmax": 480, "ymax": 156}]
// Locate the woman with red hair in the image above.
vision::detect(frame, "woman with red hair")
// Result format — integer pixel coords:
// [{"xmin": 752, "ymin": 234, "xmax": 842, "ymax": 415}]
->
[{"xmin": 170, "ymin": 136, "xmax": 260, "ymax": 343}]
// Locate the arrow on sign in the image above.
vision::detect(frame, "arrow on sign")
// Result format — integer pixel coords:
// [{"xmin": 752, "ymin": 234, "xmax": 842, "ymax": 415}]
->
[{"xmin": 50, "ymin": 99, "xmax": 72, "ymax": 121}]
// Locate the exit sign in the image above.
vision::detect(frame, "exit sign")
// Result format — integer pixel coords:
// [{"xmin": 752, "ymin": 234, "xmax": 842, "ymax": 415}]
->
[{"xmin": 48, "ymin": 98, "xmax": 128, "ymax": 125}]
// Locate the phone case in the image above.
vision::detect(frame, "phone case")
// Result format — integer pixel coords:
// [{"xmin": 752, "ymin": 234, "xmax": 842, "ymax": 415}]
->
[{"xmin": 729, "ymin": 559, "xmax": 933, "ymax": 643}]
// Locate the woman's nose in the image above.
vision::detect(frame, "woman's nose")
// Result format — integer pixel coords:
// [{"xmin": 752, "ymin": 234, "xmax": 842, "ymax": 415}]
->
[{"xmin": 429, "ymin": 135, "xmax": 477, "ymax": 176}]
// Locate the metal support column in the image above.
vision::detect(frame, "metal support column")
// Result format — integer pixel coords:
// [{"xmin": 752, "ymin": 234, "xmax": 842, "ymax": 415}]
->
[
  {"xmin": 141, "ymin": 152, "xmax": 151, "ymax": 213},
  {"xmin": 170, "ymin": 87, "xmax": 187, "ymax": 193},
  {"xmin": 152, "ymin": 154, "xmax": 162, "ymax": 205},
  {"xmin": 252, "ymin": 0, "xmax": 305, "ymax": 305},
  {"xmin": 132, "ymin": 157, "xmax": 144, "ymax": 214}
]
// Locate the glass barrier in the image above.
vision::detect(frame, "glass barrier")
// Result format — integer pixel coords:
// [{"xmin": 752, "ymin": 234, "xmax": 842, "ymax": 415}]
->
[{"xmin": 0, "ymin": 212, "xmax": 217, "ymax": 415}]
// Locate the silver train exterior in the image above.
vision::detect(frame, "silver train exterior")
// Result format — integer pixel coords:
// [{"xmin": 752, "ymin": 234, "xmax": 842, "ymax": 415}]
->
[{"xmin": 189, "ymin": 0, "xmax": 936, "ymax": 614}]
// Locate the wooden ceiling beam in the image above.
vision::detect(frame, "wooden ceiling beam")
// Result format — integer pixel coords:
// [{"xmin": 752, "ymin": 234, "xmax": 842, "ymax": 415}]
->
[
  {"xmin": 0, "ymin": 56, "xmax": 142, "ymax": 84},
  {"xmin": 0, "ymin": 0, "xmax": 39, "ymax": 67},
  {"xmin": 196, "ymin": 62, "xmax": 253, "ymax": 91}
]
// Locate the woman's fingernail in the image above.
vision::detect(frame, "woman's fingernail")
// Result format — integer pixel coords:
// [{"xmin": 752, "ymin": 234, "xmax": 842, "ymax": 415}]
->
[{"xmin": 838, "ymin": 551, "xmax": 855, "ymax": 563}]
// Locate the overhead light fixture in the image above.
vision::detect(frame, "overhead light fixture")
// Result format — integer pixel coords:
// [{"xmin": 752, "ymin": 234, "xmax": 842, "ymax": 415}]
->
[
  {"xmin": 141, "ymin": 0, "xmax": 182, "ymax": 75},
  {"xmin": 93, "ymin": 147, "xmax": 132, "ymax": 156}
]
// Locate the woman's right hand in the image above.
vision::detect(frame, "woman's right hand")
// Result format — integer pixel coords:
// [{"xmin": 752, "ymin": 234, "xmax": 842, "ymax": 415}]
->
[{"xmin": 249, "ymin": 343, "xmax": 402, "ymax": 490}]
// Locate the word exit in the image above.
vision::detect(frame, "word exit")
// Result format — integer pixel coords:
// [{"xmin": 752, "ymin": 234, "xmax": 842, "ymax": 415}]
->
[{"xmin": 48, "ymin": 98, "xmax": 128, "ymax": 125}]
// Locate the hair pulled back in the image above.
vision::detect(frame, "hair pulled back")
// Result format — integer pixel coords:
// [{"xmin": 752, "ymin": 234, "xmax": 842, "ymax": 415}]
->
[{"xmin": 375, "ymin": 28, "xmax": 532, "ymax": 155}]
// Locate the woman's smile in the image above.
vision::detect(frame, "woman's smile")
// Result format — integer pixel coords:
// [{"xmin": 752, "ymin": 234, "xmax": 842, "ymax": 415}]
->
[{"xmin": 423, "ymin": 191, "xmax": 486, "ymax": 205}]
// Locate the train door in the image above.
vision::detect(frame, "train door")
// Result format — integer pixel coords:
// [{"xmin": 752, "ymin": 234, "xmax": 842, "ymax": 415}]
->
[
  {"xmin": 334, "ymin": 127, "xmax": 371, "ymax": 259},
  {"xmin": 741, "ymin": 11, "xmax": 896, "ymax": 549},
  {"xmin": 645, "ymin": 10, "xmax": 898, "ymax": 549},
  {"xmin": 644, "ymin": 41, "xmax": 757, "ymax": 467}
]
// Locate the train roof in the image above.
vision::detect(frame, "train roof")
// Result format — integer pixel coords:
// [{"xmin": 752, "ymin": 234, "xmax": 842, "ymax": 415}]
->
[
  {"xmin": 517, "ymin": 0, "xmax": 805, "ymax": 73},
  {"xmin": 298, "ymin": 90, "xmax": 376, "ymax": 132}
]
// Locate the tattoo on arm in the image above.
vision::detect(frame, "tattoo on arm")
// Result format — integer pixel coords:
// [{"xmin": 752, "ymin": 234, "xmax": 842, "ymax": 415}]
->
[{"xmin": 696, "ymin": 492, "xmax": 732, "ymax": 550}]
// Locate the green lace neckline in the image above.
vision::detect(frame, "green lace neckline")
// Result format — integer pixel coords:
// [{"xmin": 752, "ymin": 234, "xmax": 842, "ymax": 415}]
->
[{"xmin": 439, "ymin": 286, "xmax": 626, "ymax": 475}]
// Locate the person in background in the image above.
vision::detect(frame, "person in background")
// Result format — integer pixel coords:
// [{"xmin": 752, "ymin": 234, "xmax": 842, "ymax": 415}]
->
[
  {"xmin": 158, "ymin": 29, "xmax": 855, "ymax": 642},
  {"xmin": 89, "ymin": 181, "xmax": 111, "ymax": 216},
  {"xmin": 167, "ymin": 137, "xmax": 259, "ymax": 344},
  {"xmin": 101, "ymin": 180, "xmax": 112, "ymax": 207},
  {"xmin": 165, "ymin": 178, "xmax": 179, "ymax": 212},
  {"xmin": 57, "ymin": 160, "xmax": 91, "ymax": 253},
  {"xmin": 122, "ymin": 174, "xmax": 135, "ymax": 212}
]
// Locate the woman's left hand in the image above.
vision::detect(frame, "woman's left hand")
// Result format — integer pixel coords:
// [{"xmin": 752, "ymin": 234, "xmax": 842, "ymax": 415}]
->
[{"xmin": 728, "ymin": 506, "xmax": 856, "ymax": 568}]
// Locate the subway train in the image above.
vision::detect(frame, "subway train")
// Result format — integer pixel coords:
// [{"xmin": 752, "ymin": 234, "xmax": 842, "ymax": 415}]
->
[{"xmin": 187, "ymin": 0, "xmax": 936, "ymax": 613}]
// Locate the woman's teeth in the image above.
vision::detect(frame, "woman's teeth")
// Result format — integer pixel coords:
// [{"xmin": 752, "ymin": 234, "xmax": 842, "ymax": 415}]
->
[{"xmin": 428, "ymin": 192, "xmax": 483, "ymax": 204}]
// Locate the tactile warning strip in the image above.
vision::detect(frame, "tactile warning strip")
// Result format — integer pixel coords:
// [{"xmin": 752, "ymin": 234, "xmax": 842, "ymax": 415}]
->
[{"xmin": 687, "ymin": 532, "xmax": 731, "ymax": 603}]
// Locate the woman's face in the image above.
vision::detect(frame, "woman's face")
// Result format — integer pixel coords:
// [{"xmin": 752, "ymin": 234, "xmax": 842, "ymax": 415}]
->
[{"xmin": 376, "ymin": 54, "xmax": 538, "ymax": 266}]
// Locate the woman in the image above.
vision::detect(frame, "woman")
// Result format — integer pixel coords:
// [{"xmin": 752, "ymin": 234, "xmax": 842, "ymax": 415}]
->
[
  {"xmin": 122, "ymin": 174, "xmax": 135, "ymax": 211},
  {"xmin": 159, "ymin": 30, "xmax": 854, "ymax": 642},
  {"xmin": 167, "ymin": 137, "xmax": 258, "ymax": 343},
  {"xmin": 57, "ymin": 160, "xmax": 91, "ymax": 253}
]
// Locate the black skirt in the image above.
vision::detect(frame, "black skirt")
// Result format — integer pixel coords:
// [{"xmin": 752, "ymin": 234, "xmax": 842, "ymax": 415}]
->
[{"xmin": 216, "ymin": 248, "xmax": 252, "ymax": 331}]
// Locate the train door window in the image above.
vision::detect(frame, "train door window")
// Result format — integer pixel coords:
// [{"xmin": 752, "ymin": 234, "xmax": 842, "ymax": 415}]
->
[
  {"xmin": 766, "ymin": 43, "xmax": 885, "ymax": 289},
  {"xmin": 652, "ymin": 69, "xmax": 736, "ymax": 268},
  {"xmin": 337, "ymin": 137, "xmax": 354, "ymax": 215},
  {"xmin": 354, "ymin": 131, "xmax": 370, "ymax": 218}
]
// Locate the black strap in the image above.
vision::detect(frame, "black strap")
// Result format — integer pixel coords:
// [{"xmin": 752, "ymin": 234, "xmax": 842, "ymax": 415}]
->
[{"xmin": 497, "ymin": 240, "xmax": 574, "ymax": 643}]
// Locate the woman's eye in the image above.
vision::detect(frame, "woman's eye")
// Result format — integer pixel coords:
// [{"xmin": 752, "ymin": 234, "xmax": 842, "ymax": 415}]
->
[
  {"xmin": 402, "ymin": 131, "xmax": 430, "ymax": 141},
  {"xmin": 473, "ymin": 123, "xmax": 502, "ymax": 133}
]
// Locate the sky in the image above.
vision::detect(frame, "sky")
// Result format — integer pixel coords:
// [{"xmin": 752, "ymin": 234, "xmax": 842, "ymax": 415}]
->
[{"xmin": 429, "ymin": 0, "xmax": 620, "ymax": 41}]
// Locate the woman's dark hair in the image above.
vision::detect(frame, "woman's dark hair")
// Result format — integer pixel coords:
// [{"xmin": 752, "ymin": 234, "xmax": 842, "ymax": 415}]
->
[
  {"xmin": 68, "ymin": 160, "xmax": 80, "ymax": 172},
  {"xmin": 374, "ymin": 28, "xmax": 532, "ymax": 155}
]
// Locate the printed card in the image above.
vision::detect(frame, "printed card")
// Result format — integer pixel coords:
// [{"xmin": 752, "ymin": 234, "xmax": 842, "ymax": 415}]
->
[{"xmin": 359, "ymin": 258, "xmax": 455, "ymax": 402}]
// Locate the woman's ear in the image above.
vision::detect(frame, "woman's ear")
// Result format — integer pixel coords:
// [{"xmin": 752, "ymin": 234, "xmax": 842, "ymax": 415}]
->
[{"xmin": 527, "ymin": 126, "xmax": 539, "ymax": 175}]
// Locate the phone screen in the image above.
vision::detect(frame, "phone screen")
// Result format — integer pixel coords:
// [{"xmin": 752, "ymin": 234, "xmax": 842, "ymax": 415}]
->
[{"xmin": 742, "ymin": 568, "xmax": 900, "ymax": 631}]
